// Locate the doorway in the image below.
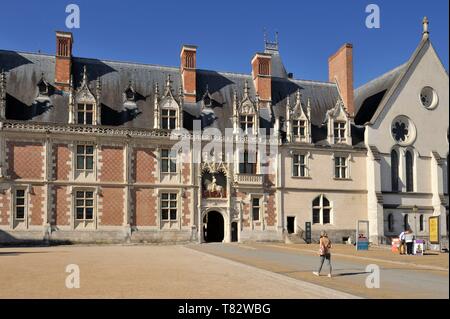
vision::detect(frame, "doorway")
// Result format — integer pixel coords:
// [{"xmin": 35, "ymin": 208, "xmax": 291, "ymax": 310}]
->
[
  {"xmin": 231, "ymin": 222, "xmax": 238, "ymax": 242},
  {"xmin": 203, "ymin": 211, "xmax": 224, "ymax": 243},
  {"xmin": 287, "ymin": 217, "xmax": 296, "ymax": 234}
]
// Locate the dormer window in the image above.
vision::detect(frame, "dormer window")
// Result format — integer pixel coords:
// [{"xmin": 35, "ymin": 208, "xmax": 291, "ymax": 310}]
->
[
  {"xmin": 125, "ymin": 82, "xmax": 136, "ymax": 102},
  {"xmin": 240, "ymin": 115, "xmax": 254, "ymax": 134},
  {"xmin": 161, "ymin": 109, "xmax": 177, "ymax": 130},
  {"xmin": 77, "ymin": 103, "xmax": 94, "ymax": 125},
  {"xmin": 203, "ymin": 92, "xmax": 212, "ymax": 108},
  {"xmin": 334, "ymin": 121, "xmax": 346, "ymax": 143},
  {"xmin": 125, "ymin": 88, "xmax": 135, "ymax": 101},
  {"xmin": 292, "ymin": 120, "xmax": 307, "ymax": 138},
  {"xmin": 38, "ymin": 79, "xmax": 49, "ymax": 96}
]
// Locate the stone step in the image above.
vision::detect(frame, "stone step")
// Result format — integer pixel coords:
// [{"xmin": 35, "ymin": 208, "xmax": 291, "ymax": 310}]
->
[{"xmin": 285, "ymin": 233, "xmax": 307, "ymax": 244}]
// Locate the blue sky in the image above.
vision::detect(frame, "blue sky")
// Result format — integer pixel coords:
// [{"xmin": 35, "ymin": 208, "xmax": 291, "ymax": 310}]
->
[{"xmin": 0, "ymin": 0, "xmax": 448, "ymax": 88}]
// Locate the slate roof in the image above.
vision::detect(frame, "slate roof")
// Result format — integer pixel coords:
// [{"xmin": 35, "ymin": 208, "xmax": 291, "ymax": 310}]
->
[
  {"xmin": 354, "ymin": 63, "xmax": 407, "ymax": 125},
  {"xmin": 0, "ymin": 48, "xmax": 365, "ymax": 147},
  {"xmin": 354, "ymin": 37, "xmax": 434, "ymax": 126}
]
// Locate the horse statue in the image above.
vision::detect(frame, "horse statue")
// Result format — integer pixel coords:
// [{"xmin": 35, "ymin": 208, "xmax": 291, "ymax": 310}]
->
[{"xmin": 206, "ymin": 175, "xmax": 224, "ymax": 198}]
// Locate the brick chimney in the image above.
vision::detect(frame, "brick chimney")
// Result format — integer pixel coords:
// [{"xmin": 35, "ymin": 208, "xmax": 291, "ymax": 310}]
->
[
  {"xmin": 251, "ymin": 53, "xmax": 272, "ymax": 102},
  {"xmin": 55, "ymin": 31, "xmax": 73, "ymax": 91},
  {"xmin": 328, "ymin": 43, "xmax": 354, "ymax": 117},
  {"xmin": 180, "ymin": 45, "xmax": 197, "ymax": 103}
]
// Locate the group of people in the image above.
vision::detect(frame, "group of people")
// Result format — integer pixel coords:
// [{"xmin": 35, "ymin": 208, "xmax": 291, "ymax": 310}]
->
[{"xmin": 399, "ymin": 229, "xmax": 416, "ymax": 255}]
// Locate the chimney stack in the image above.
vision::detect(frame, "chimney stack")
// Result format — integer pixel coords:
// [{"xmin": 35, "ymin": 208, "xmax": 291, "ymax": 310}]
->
[
  {"xmin": 55, "ymin": 31, "xmax": 73, "ymax": 91},
  {"xmin": 251, "ymin": 53, "xmax": 272, "ymax": 102},
  {"xmin": 328, "ymin": 43, "xmax": 354, "ymax": 117},
  {"xmin": 180, "ymin": 45, "xmax": 197, "ymax": 103}
]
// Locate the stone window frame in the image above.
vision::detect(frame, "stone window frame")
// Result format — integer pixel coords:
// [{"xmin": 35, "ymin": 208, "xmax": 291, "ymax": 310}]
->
[
  {"xmin": 391, "ymin": 148, "xmax": 400, "ymax": 192},
  {"xmin": 161, "ymin": 108, "xmax": 177, "ymax": 130},
  {"xmin": 332, "ymin": 153, "xmax": 351, "ymax": 180},
  {"xmin": 312, "ymin": 194, "xmax": 333, "ymax": 225},
  {"xmin": 74, "ymin": 190, "xmax": 95, "ymax": 222},
  {"xmin": 10, "ymin": 185, "xmax": 31, "ymax": 229},
  {"xmin": 71, "ymin": 186, "xmax": 99, "ymax": 231},
  {"xmin": 238, "ymin": 148, "xmax": 258, "ymax": 175},
  {"xmin": 333, "ymin": 121, "xmax": 347, "ymax": 144},
  {"xmin": 239, "ymin": 115, "xmax": 255, "ymax": 135},
  {"xmin": 156, "ymin": 188, "xmax": 182, "ymax": 230},
  {"xmin": 249, "ymin": 193, "xmax": 266, "ymax": 230},
  {"xmin": 251, "ymin": 197, "xmax": 261, "ymax": 222},
  {"xmin": 160, "ymin": 148, "xmax": 178, "ymax": 175},
  {"xmin": 75, "ymin": 144, "xmax": 95, "ymax": 172},
  {"xmin": 160, "ymin": 193, "xmax": 178, "ymax": 222},
  {"xmin": 405, "ymin": 148, "xmax": 415, "ymax": 193},
  {"xmin": 292, "ymin": 120, "xmax": 307, "ymax": 139},
  {"xmin": 292, "ymin": 151, "xmax": 310, "ymax": 178},
  {"xmin": 387, "ymin": 213, "xmax": 395, "ymax": 233},
  {"xmin": 76, "ymin": 103, "xmax": 94, "ymax": 125}
]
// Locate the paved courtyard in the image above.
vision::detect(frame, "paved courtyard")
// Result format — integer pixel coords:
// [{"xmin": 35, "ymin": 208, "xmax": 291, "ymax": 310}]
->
[
  {"xmin": 0, "ymin": 244, "xmax": 354, "ymax": 299},
  {"xmin": 0, "ymin": 243, "xmax": 447, "ymax": 299}
]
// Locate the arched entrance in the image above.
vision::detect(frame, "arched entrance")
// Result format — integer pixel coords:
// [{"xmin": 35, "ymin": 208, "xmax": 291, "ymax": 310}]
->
[{"xmin": 203, "ymin": 211, "xmax": 224, "ymax": 243}]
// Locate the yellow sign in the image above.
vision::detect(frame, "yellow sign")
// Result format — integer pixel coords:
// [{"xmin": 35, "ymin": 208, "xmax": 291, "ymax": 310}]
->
[{"xmin": 429, "ymin": 216, "xmax": 440, "ymax": 244}]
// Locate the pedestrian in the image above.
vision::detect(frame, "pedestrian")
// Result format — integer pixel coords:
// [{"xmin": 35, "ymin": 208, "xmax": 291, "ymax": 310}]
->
[
  {"xmin": 399, "ymin": 230, "xmax": 406, "ymax": 255},
  {"xmin": 313, "ymin": 231, "xmax": 333, "ymax": 278},
  {"xmin": 404, "ymin": 229, "xmax": 415, "ymax": 255}
]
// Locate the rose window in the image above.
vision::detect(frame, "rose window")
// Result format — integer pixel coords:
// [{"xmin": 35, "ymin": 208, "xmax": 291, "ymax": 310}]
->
[
  {"xmin": 391, "ymin": 116, "xmax": 416, "ymax": 146},
  {"xmin": 392, "ymin": 121, "xmax": 409, "ymax": 142}
]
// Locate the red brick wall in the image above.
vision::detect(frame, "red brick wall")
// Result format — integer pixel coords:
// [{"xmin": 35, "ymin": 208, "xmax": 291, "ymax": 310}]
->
[
  {"xmin": 30, "ymin": 186, "xmax": 44, "ymax": 226},
  {"xmin": 54, "ymin": 144, "xmax": 71, "ymax": 181},
  {"xmin": 99, "ymin": 187, "xmax": 124, "ymax": 226},
  {"xmin": 0, "ymin": 192, "xmax": 10, "ymax": 225},
  {"xmin": 55, "ymin": 58, "xmax": 71, "ymax": 90},
  {"xmin": 236, "ymin": 191, "xmax": 250, "ymax": 228},
  {"xmin": 99, "ymin": 146, "xmax": 124, "ymax": 182},
  {"xmin": 182, "ymin": 163, "xmax": 190, "ymax": 184},
  {"xmin": 133, "ymin": 188, "xmax": 157, "ymax": 227},
  {"xmin": 134, "ymin": 148, "xmax": 156, "ymax": 183},
  {"xmin": 54, "ymin": 186, "xmax": 69, "ymax": 226},
  {"xmin": 266, "ymin": 192, "xmax": 276, "ymax": 227},
  {"xmin": 182, "ymin": 191, "xmax": 191, "ymax": 227},
  {"xmin": 7, "ymin": 142, "xmax": 44, "ymax": 180},
  {"xmin": 252, "ymin": 55, "xmax": 272, "ymax": 101},
  {"xmin": 181, "ymin": 47, "xmax": 196, "ymax": 103}
]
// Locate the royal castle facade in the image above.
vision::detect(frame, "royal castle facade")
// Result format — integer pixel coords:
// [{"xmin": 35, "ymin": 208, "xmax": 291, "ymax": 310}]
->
[{"xmin": 0, "ymin": 19, "xmax": 448, "ymax": 246}]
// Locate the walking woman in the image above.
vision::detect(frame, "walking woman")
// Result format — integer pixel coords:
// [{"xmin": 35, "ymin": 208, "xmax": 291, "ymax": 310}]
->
[{"xmin": 313, "ymin": 231, "xmax": 333, "ymax": 278}]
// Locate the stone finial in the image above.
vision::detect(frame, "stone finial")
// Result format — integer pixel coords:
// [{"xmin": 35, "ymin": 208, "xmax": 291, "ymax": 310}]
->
[
  {"xmin": 164, "ymin": 74, "xmax": 173, "ymax": 96},
  {"xmin": 286, "ymin": 94, "xmax": 291, "ymax": 110},
  {"xmin": 81, "ymin": 65, "xmax": 88, "ymax": 86},
  {"xmin": 0, "ymin": 70, "xmax": 6, "ymax": 92},
  {"xmin": 243, "ymin": 80, "xmax": 250, "ymax": 97},
  {"xmin": 295, "ymin": 89, "xmax": 301, "ymax": 105},
  {"xmin": 307, "ymin": 97, "xmax": 312, "ymax": 118},
  {"xmin": 96, "ymin": 77, "xmax": 102, "ymax": 99},
  {"xmin": 423, "ymin": 16, "xmax": 429, "ymax": 38}
]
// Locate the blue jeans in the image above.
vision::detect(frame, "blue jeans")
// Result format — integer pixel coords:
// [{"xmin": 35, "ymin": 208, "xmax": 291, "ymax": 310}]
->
[{"xmin": 318, "ymin": 254, "xmax": 332, "ymax": 274}]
